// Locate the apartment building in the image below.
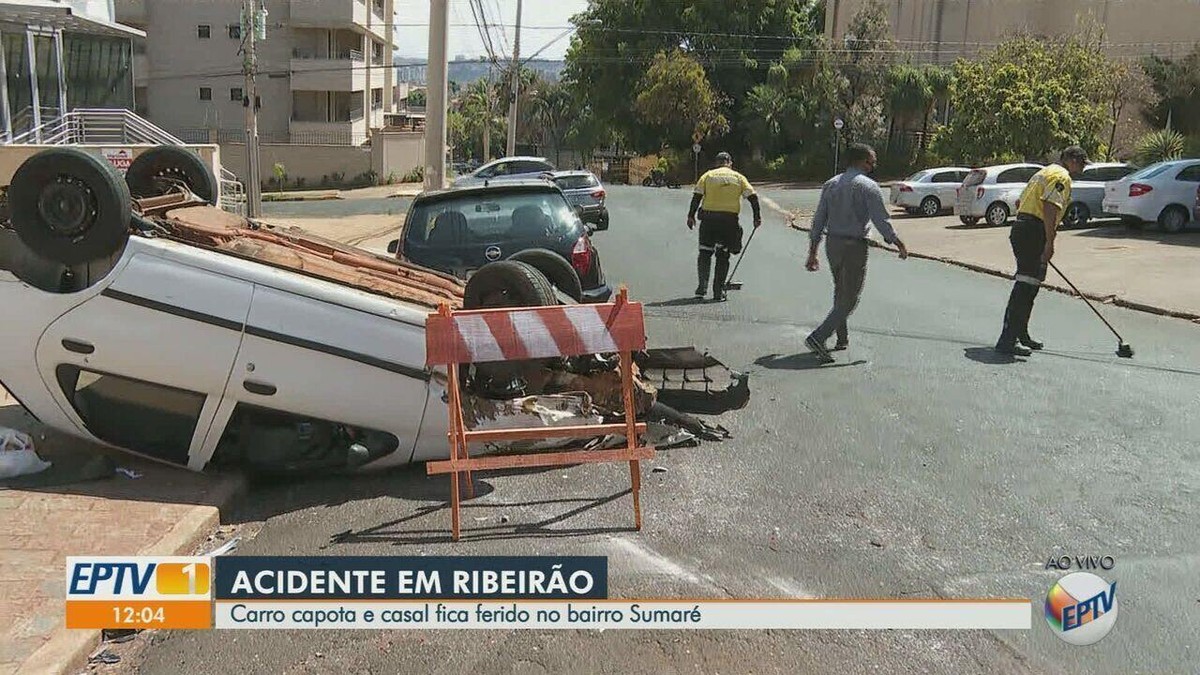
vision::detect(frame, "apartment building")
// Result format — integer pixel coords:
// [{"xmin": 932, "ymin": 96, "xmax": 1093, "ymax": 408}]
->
[
  {"xmin": 2, "ymin": 0, "xmax": 143, "ymax": 141},
  {"xmin": 115, "ymin": 0, "xmax": 395, "ymax": 145},
  {"xmin": 825, "ymin": 0, "xmax": 1200, "ymax": 64}
]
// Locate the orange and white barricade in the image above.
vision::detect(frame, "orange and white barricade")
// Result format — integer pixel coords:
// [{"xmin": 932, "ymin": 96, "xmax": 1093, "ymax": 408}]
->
[{"xmin": 425, "ymin": 288, "xmax": 655, "ymax": 541}]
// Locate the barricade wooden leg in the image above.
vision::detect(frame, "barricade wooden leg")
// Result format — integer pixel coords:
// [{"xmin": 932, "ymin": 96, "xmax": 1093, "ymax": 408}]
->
[
  {"xmin": 447, "ymin": 360, "xmax": 465, "ymax": 540},
  {"xmin": 619, "ymin": 349, "xmax": 643, "ymax": 531}
]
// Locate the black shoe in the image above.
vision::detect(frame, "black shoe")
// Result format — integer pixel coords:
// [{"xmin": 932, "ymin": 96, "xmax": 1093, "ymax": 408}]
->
[
  {"xmin": 995, "ymin": 341, "xmax": 1032, "ymax": 357},
  {"xmin": 712, "ymin": 290, "xmax": 728, "ymax": 302},
  {"xmin": 832, "ymin": 342, "xmax": 849, "ymax": 352},
  {"xmin": 694, "ymin": 286, "xmax": 706, "ymax": 299},
  {"xmin": 1019, "ymin": 336, "xmax": 1044, "ymax": 351},
  {"xmin": 805, "ymin": 336, "xmax": 835, "ymax": 363}
]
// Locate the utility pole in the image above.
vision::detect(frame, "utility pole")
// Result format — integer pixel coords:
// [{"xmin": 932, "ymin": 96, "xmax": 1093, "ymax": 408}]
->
[
  {"xmin": 242, "ymin": 0, "xmax": 264, "ymax": 218},
  {"xmin": 505, "ymin": 0, "xmax": 522, "ymax": 157},
  {"xmin": 425, "ymin": 0, "xmax": 449, "ymax": 190}
]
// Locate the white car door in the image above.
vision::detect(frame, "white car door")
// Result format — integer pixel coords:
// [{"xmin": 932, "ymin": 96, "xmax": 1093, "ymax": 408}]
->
[
  {"xmin": 197, "ymin": 283, "xmax": 433, "ymax": 468},
  {"xmin": 1169, "ymin": 163, "xmax": 1200, "ymax": 207},
  {"xmin": 35, "ymin": 252, "xmax": 253, "ymax": 469},
  {"xmin": 930, "ymin": 171, "xmax": 962, "ymax": 204}
]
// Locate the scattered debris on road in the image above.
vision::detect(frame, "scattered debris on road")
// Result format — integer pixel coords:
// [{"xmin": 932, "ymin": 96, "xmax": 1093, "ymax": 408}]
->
[{"xmin": 0, "ymin": 426, "xmax": 50, "ymax": 478}]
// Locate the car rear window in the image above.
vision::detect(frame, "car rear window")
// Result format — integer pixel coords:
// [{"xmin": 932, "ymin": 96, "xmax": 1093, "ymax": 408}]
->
[
  {"xmin": 906, "ymin": 170, "xmax": 930, "ymax": 181},
  {"xmin": 554, "ymin": 175, "xmax": 599, "ymax": 190},
  {"xmin": 405, "ymin": 191, "xmax": 577, "ymax": 245},
  {"xmin": 963, "ymin": 170, "xmax": 987, "ymax": 187},
  {"xmin": 1128, "ymin": 163, "xmax": 1174, "ymax": 180},
  {"xmin": 997, "ymin": 167, "xmax": 1039, "ymax": 184}
]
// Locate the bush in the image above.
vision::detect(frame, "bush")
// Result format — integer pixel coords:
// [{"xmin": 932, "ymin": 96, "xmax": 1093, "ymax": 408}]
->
[
  {"xmin": 402, "ymin": 166, "xmax": 424, "ymax": 183},
  {"xmin": 1135, "ymin": 129, "xmax": 1185, "ymax": 165},
  {"xmin": 1186, "ymin": 135, "xmax": 1200, "ymax": 158}
]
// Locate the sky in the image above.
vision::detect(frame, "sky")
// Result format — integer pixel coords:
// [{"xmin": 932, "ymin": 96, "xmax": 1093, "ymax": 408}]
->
[{"xmin": 393, "ymin": 0, "xmax": 589, "ymax": 61}]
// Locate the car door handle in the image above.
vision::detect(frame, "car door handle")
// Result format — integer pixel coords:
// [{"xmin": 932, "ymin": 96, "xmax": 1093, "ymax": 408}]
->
[
  {"xmin": 242, "ymin": 380, "xmax": 277, "ymax": 396},
  {"xmin": 61, "ymin": 338, "xmax": 95, "ymax": 355}
]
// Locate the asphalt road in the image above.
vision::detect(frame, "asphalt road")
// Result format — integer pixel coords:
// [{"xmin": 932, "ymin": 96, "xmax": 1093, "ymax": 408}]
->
[{"xmin": 135, "ymin": 185, "xmax": 1200, "ymax": 674}]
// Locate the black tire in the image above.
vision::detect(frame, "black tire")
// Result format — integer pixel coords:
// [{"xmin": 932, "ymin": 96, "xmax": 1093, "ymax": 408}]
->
[
  {"xmin": 959, "ymin": 216, "xmax": 980, "ymax": 226},
  {"xmin": 920, "ymin": 196, "xmax": 941, "ymax": 217},
  {"xmin": 1159, "ymin": 206, "xmax": 1189, "ymax": 234},
  {"xmin": 1122, "ymin": 216, "xmax": 1145, "ymax": 230},
  {"xmin": 642, "ymin": 177, "xmax": 653, "ymax": 187},
  {"xmin": 9, "ymin": 147, "xmax": 131, "ymax": 266},
  {"xmin": 463, "ymin": 260, "xmax": 557, "ymax": 310},
  {"xmin": 125, "ymin": 145, "xmax": 218, "ymax": 204},
  {"xmin": 507, "ymin": 248, "xmax": 583, "ymax": 302},
  {"xmin": 597, "ymin": 210, "xmax": 610, "ymax": 231},
  {"xmin": 462, "ymin": 261, "xmax": 558, "ymax": 398},
  {"xmin": 904, "ymin": 207, "xmax": 920, "ymax": 215},
  {"xmin": 1064, "ymin": 202, "xmax": 1090, "ymax": 229},
  {"xmin": 985, "ymin": 202, "xmax": 1010, "ymax": 227}
]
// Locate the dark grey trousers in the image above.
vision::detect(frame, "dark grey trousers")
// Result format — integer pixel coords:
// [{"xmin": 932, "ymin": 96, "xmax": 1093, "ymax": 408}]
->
[{"xmin": 810, "ymin": 236, "xmax": 869, "ymax": 344}]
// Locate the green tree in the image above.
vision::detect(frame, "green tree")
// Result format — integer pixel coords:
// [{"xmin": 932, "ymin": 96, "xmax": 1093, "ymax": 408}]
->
[
  {"xmin": 406, "ymin": 88, "xmax": 426, "ymax": 108},
  {"xmin": 457, "ymin": 79, "xmax": 504, "ymax": 161},
  {"xmin": 1134, "ymin": 129, "xmax": 1185, "ymax": 165},
  {"xmin": 1103, "ymin": 61, "xmax": 1157, "ymax": 160},
  {"xmin": 886, "ymin": 64, "xmax": 931, "ymax": 154},
  {"xmin": 1142, "ymin": 47, "xmax": 1200, "ymax": 136},
  {"xmin": 832, "ymin": 0, "xmax": 895, "ymax": 145},
  {"xmin": 528, "ymin": 82, "xmax": 574, "ymax": 165},
  {"xmin": 564, "ymin": 0, "xmax": 820, "ymax": 152},
  {"xmin": 633, "ymin": 49, "xmax": 729, "ymax": 148},
  {"xmin": 933, "ymin": 36, "xmax": 1110, "ymax": 164}
]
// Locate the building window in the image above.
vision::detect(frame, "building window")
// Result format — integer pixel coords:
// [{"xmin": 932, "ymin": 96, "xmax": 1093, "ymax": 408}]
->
[
  {"xmin": 199, "ymin": 87, "xmax": 212, "ymax": 101},
  {"xmin": 230, "ymin": 87, "xmax": 243, "ymax": 102},
  {"xmin": 372, "ymin": 88, "xmax": 383, "ymax": 110},
  {"xmin": 229, "ymin": 24, "xmax": 241, "ymax": 39},
  {"xmin": 198, "ymin": 24, "xmax": 211, "ymax": 39}
]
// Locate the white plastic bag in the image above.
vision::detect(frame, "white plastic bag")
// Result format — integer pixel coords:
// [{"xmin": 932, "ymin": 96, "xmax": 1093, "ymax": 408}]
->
[{"xmin": 0, "ymin": 426, "xmax": 52, "ymax": 479}]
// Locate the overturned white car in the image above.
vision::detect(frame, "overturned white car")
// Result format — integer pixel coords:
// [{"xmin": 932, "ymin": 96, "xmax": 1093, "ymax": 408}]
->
[{"xmin": 0, "ymin": 146, "xmax": 626, "ymax": 476}]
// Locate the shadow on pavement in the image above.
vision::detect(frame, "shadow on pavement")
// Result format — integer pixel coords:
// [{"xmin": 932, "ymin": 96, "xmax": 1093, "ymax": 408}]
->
[
  {"xmin": 326, "ymin": 489, "xmax": 637, "ymax": 545},
  {"xmin": 754, "ymin": 353, "xmax": 868, "ymax": 370},
  {"xmin": 1071, "ymin": 225, "xmax": 1200, "ymax": 248},
  {"xmin": 646, "ymin": 296, "xmax": 708, "ymax": 308},
  {"xmin": 963, "ymin": 347, "xmax": 1024, "ymax": 364}
]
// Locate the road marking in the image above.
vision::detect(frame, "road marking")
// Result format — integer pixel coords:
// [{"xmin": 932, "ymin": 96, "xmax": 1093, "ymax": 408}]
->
[
  {"xmin": 605, "ymin": 536, "xmax": 726, "ymax": 593},
  {"xmin": 764, "ymin": 576, "xmax": 816, "ymax": 599}
]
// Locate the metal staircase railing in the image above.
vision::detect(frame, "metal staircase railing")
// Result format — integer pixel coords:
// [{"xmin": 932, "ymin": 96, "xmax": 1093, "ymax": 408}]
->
[{"xmin": 6, "ymin": 109, "xmax": 246, "ymax": 215}]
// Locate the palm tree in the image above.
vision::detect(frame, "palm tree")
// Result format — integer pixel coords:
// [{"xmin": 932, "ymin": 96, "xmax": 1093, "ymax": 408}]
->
[
  {"xmin": 921, "ymin": 66, "xmax": 954, "ymax": 160},
  {"xmin": 886, "ymin": 64, "xmax": 931, "ymax": 155},
  {"xmin": 528, "ymin": 83, "xmax": 573, "ymax": 165},
  {"xmin": 459, "ymin": 79, "xmax": 502, "ymax": 161},
  {"xmin": 742, "ymin": 83, "xmax": 789, "ymax": 160}
]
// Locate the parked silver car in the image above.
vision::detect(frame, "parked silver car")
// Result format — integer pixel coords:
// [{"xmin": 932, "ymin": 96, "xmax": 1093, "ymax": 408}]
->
[
  {"xmin": 1060, "ymin": 162, "xmax": 1134, "ymax": 228},
  {"xmin": 954, "ymin": 163, "xmax": 1043, "ymax": 226},
  {"xmin": 889, "ymin": 167, "xmax": 972, "ymax": 216},
  {"xmin": 451, "ymin": 156, "xmax": 555, "ymax": 188}
]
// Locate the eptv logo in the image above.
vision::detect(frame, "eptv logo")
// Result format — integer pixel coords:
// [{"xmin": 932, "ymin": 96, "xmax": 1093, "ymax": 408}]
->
[
  {"xmin": 67, "ymin": 557, "xmax": 211, "ymax": 599},
  {"xmin": 1044, "ymin": 572, "xmax": 1118, "ymax": 646}
]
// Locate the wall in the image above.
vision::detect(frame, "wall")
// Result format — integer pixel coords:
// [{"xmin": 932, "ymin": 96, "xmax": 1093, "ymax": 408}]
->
[
  {"xmin": 371, "ymin": 129, "xmax": 425, "ymax": 180},
  {"xmin": 826, "ymin": 0, "xmax": 1200, "ymax": 63},
  {"xmin": 219, "ymin": 141, "xmax": 371, "ymax": 188}
]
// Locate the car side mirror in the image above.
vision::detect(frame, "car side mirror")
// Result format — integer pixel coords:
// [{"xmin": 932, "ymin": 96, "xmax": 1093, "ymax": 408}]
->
[{"xmin": 386, "ymin": 238, "xmax": 399, "ymax": 254}]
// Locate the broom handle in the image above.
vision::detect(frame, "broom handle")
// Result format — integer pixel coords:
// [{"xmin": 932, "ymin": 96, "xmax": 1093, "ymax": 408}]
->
[
  {"xmin": 1048, "ymin": 260, "xmax": 1125, "ymax": 341},
  {"xmin": 724, "ymin": 223, "xmax": 753, "ymax": 278}
]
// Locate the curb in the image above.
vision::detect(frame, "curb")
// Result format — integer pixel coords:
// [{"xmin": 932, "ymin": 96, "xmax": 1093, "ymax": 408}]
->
[
  {"xmin": 262, "ymin": 192, "xmax": 343, "ymax": 202},
  {"xmin": 17, "ymin": 472, "xmax": 247, "ymax": 675},
  {"xmin": 779, "ymin": 218, "xmax": 1200, "ymax": 325}
]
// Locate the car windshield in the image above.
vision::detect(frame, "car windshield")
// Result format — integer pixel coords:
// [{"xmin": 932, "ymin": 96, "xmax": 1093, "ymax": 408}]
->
[
  {"xmin": 554, "ymin": 175, "xmax": 599, "ymax": 190},
  {"xmin": 405, "ymin": 191, "xmax": 577, "ymax": 245},
  {"xmin": 1127, "ymin": 163, "xmax": 1175, "ymax": 180}
]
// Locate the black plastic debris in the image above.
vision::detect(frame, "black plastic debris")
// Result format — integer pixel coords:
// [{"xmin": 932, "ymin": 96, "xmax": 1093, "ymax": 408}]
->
[
  {"xmin": 635, "ymin": 347, "xmax": 750, "ymax": 415},
  {"xmin": 646, "ymin": 402, "xmax": 732, "ymax": 442}
]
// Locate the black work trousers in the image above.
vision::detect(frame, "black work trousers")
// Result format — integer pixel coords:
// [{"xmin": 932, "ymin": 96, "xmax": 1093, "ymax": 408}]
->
[{"xmin": 999, "ymin": 215, "xmax": 1048, "ymax": 345}]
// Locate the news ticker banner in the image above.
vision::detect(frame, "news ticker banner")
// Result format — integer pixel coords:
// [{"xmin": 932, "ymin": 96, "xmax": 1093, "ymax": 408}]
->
[{"xmin": 66, "ymin": 556, "xmax": 1032, "ymax": 631}]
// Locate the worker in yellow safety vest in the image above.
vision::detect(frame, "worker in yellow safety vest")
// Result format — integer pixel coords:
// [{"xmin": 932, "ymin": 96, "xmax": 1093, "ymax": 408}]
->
[{"xmin": 686, "ymin": 152, "xmax": 762, "ymax": 302}]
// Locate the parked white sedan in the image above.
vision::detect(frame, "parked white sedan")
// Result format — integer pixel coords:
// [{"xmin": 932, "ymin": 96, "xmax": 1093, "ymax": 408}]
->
[
  {"xmin": 889, "ymin": 167, "xmax": 972, "ymax": 216},
  {"xmin": 954, "ymin": 163, "xmax": 1043, "ymax": 227},
  {"xmin": 1102, "ymin": 159, "xmax": 1200, "ymax": 233}
]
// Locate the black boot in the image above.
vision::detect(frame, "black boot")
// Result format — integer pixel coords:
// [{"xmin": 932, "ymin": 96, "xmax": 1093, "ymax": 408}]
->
[
  {"xmin": 1019, "ymin": 335, "xmax": 1044, "ymax": 350},
  {"xmin": 712, "ymin": 251, "xmax": 730, "ymax": 301},
  {"xmin": 695, "ymin": 251, "xmax": 712, "ymax": 298}
]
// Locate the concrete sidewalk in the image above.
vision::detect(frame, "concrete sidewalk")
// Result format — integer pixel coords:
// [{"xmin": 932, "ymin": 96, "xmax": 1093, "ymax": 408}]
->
[
  {"xmin": 767, "ymin": 197, "xmax": 1200, "ymax": 322},
  {"xmin": 0, "ymin": 389, "xmax": 244, "ymax": 675},
  {"xmin": 261, "ymin": 183, "xmax": 424, "ymax": 202}
]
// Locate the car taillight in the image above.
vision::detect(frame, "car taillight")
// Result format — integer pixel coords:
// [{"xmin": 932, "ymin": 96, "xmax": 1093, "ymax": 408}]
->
[
  {"xmin": 1129, "ymin": 183, "xmax": 1153, "ymax": 197},
  {"xmin": 571, "ymin": 235, "xmax": 592, "ymax": 276},
  {"xmin": 899, "ymin": 185, "xmax": 913, "ymax": 192},
  {"xmin": 976, "ymin": 187, "xmax": 985, "ymax": 199},
  {"xmin": 591, "ymin": 188, "xmax": 606, "ymax": 201}
]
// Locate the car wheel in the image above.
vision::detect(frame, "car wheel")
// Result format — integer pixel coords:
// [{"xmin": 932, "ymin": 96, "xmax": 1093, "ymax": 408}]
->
[
  {"xmin": 9, "ymin": 147, "xmax": 131, "ymax": 266},
  {"xmin": 1064, "ymin": 202, "xmax": 1090, "ymax": 229},
  {"xmin": 463, "ymin": 260, "xmax": 559, "ymax": 398},
  {"xmin": 920, "ymin": 196, "xmax": 941, "ymax": 217},
  {"xmin": 1159, "ymin": 206, "xmax": 1189, "ymax": 234},
  {"xmin": 507, "ymin": 248, "xmax": 583, "ymax": 302},
  {"xmin": 597, "ymin": 211, "xmax": 609, "ymax": 231},
  {"xmin": 642, "ymin": 177, "xmax": 653, "ymax": 187},
  {"xmin": 959, "ymin": 216, "xmax": 980, "ymax": 226},
  {"xmin": 125, "ymin": 145, "xmax": 218, "ymax": 204},
  {"xmin": 985, "ymin": 202, "xmax": 1010, "ymax": 227},
  {"xmin": 1121, "ymin": 216, "xmax": 1145, "ymax": 230}
]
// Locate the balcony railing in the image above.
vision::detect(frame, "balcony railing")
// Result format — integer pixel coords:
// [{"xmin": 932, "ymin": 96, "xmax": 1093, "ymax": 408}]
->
[{"xmin": 291, "ymin": 48, "xmax": 364, "ymax": 62}]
